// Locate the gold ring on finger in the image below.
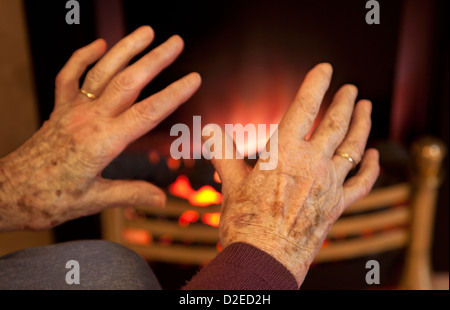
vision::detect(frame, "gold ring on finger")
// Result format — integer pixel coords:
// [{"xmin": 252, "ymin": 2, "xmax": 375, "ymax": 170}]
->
[
  {"xmin": 335, "ymin": 152, "xmax": 357, "ymax": 169},
  {"xmin": 79, "ymin": 89, "xmax": 97, "ymax": 100}
]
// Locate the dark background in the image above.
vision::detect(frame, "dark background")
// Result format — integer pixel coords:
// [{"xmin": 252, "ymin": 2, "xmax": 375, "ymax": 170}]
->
[{"xmin": 23, "ymin": 0, "xmax": 448, "ymax": 288}]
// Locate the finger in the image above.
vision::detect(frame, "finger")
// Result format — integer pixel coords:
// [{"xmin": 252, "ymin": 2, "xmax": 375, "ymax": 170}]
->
[
  {"xmin": 113, "ymin": 72, "xmax": 201, "ymax": 148},
  {"xmin": 86, "ymin": 179, "xmax": 167, "ymax": 210},
  {"xmin": 55, "ymin": 39, "xmax": 107, "ymax": 105},
  {"xmin": 309, "ymin": 84, "xmax": 358, "ymax": 156},
  {"xmin": 341, "ymin": 148, "xmax": 380, "ymax": 208},
  {"xmin": 332, "ymin": 99, "xmax": 372, "ymax": 183},
  {"xmin": 202, "ymin": 125, "xmax": 250, "ymax": 190},
  {"xmin": 81, "ymin": 26, "xmax": 155, "ymax": 97},
  {"xmin": 278, "ymin": 63, "xmax": 333, "ymax": 142},
  {"xmin": 99, "ymin": 35, "xmax": 184, "ymax": 116}
]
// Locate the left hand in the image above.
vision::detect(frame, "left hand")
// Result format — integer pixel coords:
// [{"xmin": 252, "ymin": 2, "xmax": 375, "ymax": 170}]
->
[{"xmin": 0, "ymin": 26, "xmax": 201, "ymax": 232}]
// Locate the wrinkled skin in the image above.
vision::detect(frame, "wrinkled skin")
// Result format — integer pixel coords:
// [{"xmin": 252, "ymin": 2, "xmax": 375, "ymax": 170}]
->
[
  {"xmin": 0, "ymin": 26, "xmax": 201, "ymax": 231},
  {"xmin": 210, "ymin": 64, "xmax": 380, "ymax": 286},
  {"xmin": 0, "ymin": 26, "xmax": 379, "ymax": 288}
]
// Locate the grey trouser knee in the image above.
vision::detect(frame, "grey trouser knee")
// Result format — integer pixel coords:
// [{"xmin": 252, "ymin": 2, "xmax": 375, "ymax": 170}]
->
[{"xmin": 0, "ymin": 240, "xmax": 161, "ymax": 290}]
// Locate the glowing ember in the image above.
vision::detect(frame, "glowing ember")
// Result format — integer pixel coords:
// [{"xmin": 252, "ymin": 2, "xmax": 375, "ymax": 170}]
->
[
  {"xmin": 148, "ymin": 150, "xmax": 160, "ymax": 164},
  {"xmin": 216, "ymin": 242, "xmax": 223, "ymax": 252},
  {"xmin": 169, "ymin": 175, "xmax": 192, "ymax": 199},
  {"xmin": 122, "ymin": 228, "xmax": 152, "ymax": 245},
  {"xmin": 169, "ymin": 175, "xmax": 222, "ymax": 207},
  {"xmin": 179, "ymin": 210, "xmax": 200, "ymax": 227},
  {"xmin": 167, "ymin": 158, "xmax": 181, "ymax": 171},
  {"xmin": 159, "ymin": 233, "xmax": 174, "ymax": 246},
  {"xmin": 189, "ymin": 186, "xmax": 222, "ymax": 206},
  {"xmin": 202, "ymin": 212, "xmax": 221, "ymax": 227}
]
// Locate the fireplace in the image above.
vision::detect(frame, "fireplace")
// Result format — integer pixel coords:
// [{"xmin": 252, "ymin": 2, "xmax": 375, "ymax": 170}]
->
[
  {"xmin": 24, "ymin": 0, "xmax": 448, "ymax": 289},
  {"xmin": 97, "ymin": 0, "xmax": 420, "ymax": 289}
]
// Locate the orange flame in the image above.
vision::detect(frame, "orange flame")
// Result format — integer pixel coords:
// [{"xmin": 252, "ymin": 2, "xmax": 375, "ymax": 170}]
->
[
  {"xmin": 179, "ymin": 210, "xmax": 200, "ymax": 227},
  {"xmin": 122, "ymin": 228, "xmax": 152, "ymax": 245},
  {"xmin": 169, "ymin": 175, "xmax": 222, "ymax": 207},
  {"xmin": 216, "ymin": 242, "xmax": 223, "ymax": 252},
  {"xmin": 202, "ymin": 212, "xmax": 221, "ymax": 227}
]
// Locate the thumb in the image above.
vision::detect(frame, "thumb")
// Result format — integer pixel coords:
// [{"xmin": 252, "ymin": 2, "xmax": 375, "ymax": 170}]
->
[
  {"xmin": 202, "ymin": 125, "xmax": 249, "ymax": 189},
  {"xmin": 86, "ymin": 178, "xmax": 166, "ymax": 210}
]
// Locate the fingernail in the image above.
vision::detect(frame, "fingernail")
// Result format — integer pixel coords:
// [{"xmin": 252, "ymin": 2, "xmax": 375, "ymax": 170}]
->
[
  {"xmin": 360, "ymin": 99, "xmax": 373, "ymax": 114},
  {"xmin": 346, "ymin": 84, "xmax": 358, "ymax": 96},
  {"xmin": 168, "ymin": 34, "xmax": 184, "ymax": 46},
  {"xmin": 187, "ymin": 72, "xmax": 202, "ymax": 87},
  {"xmin": 318, "ymin": 62, "xmax": 333, "ymax": 75}
]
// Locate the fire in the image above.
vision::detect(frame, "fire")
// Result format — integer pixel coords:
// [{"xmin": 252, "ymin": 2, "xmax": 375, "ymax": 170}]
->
[
  {"xmin": 169, "ymin": 175, "xmax": 222, "ymax": 207},
  {"xmin": 189, "ymin": 187, "xmax": 222, "ymax": 206},
  {"xmin": 167, "ymin": 158, "xmax": 181, "ymax": 171},
  {"xmin": 148, "ymin": 150, "xmax": 160, "ymax": 164},
  {"xmin": 202, "ymin": 212, "xmax": 221, "ymax": 227},
  {"xmin": 122, "ymin": 228, "xmax": 152, "ymax": 245},
  {"xmin": 179, "ymin": 210, "xmax": 200, "ymax": 227},
  {"xmin": 169, "ymin": 175, "xmax": 192, "ymax": 198}
]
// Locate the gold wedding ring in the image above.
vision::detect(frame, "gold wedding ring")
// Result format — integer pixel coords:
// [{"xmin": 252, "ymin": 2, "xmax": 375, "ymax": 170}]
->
[
  {"xmin": 80, "ymin": 89, "xmax": 97, "ymax": 100},
  {"xmin": 335, "ymin": 152, "xmax": 357, "ymax": 169}
]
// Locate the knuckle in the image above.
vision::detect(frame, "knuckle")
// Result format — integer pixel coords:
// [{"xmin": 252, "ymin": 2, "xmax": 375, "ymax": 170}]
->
[
  {"xmin": 110, "ymin": 73, "xmax": 136, "ymax": 92},
  {"xmin": 85, "ymin": 67, "xmax": 106, "ymax": 86},
  {"xmin": 128, "ymin": 191, "xmax": 141, "ymax": 206},
  {"xmin": 132, "ymin": 103, "xmax": 157, "ymax": 123},
  {"xmin": 163, "ymin": 84, "xmax": 179, "ymax": 102},
  {"xmin": 71, "ymin": 48, "xmax": 83, "ymax": 59},
  {"xmin": 70, "ymin": 48, "xmax": 89, "ymax": 65},
  {"xmin": 146, "ymin": 101, "xmax": 159, "ymax": 116},
  {"xmin": 148, "ymin": 38, "xmax": 177, "ymax": 62},
  {"xmin": 178, "ymin": 76, "xmax": 193, "ymax": 91},
  {"xmin": 295, "ymin": 94, "xmax": 318, "ymax": 120},
  {"xmin": 297, "ymin": 91, "xmax": 316, "ymax": 107},
  {"xmin": 55, "ymin": 71, "xmax": 68, "ymax": 88},
  {"xmin": 120, "ymin": 35, "xmax": 139, "ymax": 51},
  {"xmin": 326, "ymin": 113, "xmax": 348, "ymax": 136},
  {"xmin": 346, "ymin": 140, "xmax": 363, "ymax": 162},
  {"xmin": 148, "ymin": 46, "xmax": 166, "ymax": 62},
  {"xmin": 359, "ymin": 177, "xmax": 373, "ymax": 196}
]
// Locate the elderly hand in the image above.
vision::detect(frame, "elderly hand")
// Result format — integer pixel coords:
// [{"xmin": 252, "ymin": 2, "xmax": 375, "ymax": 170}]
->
[
  {"xmin": 0, "ymin": 26, "xmax": 201, "ymax": 231},
  {"xmin": 209, "ymin": 63, "xmax": 380, "ymax": 287}
]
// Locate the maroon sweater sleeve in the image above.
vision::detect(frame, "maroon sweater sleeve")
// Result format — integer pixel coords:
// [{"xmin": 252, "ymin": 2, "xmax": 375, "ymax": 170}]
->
[{"xmin": 182, "ymin": 242, "xmax": 298, "ymax": 290}]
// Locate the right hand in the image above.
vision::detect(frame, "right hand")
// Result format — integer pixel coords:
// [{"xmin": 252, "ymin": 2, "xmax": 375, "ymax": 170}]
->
[{"xmin": 209, "ymin": 63, "xmax": 380, "ymax": 287}]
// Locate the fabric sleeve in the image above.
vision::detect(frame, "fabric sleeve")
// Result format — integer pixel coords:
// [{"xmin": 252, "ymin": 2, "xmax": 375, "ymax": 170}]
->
[{"xmin": 182, "ymin": 242, "xmax": 298, "ymax": 290}]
